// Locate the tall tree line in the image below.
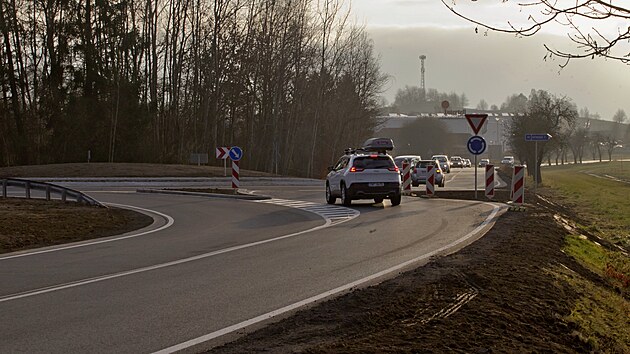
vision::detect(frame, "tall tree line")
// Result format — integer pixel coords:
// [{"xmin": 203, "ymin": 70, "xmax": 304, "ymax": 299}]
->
[{"xmin": 0, "ymin": 0, "xmax": 386, "ymax": 177}]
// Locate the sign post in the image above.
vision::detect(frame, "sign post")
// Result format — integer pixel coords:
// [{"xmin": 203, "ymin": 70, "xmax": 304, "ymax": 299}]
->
[
  {"xmin": 467, "ymin": 135, "xmax": 487, "ymax": 199},
  {"xmin": 525, "ymin": 133, "xmax": 552, "ymax": 195},
  {"xmin": 229, "ymin": 146, "xmax": 243, "ymax": 189},
  {"xmin": 465, "ymin": 114, "xmax": 489, "ymax": 199}
]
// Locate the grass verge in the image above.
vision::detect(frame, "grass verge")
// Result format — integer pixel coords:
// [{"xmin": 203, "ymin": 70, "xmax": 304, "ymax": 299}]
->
[{"xmin": 542, "ymin": 162, "xmax": 630, "ymax": 350}]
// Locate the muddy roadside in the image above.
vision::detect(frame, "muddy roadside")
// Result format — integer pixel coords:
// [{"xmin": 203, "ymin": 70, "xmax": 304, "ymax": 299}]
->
[{"xmin": 208, "ymin": 192, "xmax": 608, "ymax": 353}]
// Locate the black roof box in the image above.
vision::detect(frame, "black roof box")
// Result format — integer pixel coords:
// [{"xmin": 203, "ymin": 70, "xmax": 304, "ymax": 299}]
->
[{"xmin": 362, "ymin": 138, "xmax": 394, "ymax": 152}]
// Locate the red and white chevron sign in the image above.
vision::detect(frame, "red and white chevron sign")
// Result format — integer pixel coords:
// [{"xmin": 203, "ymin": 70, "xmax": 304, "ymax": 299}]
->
[
  {"xmin": 425, "ymin": 164, "xmax": 435, "ymax": 197},
  {"xmin": 215, "ymin": 147, "xmax": 230, "ymax": 159},
  {"xmin": 485, "ymin": 164, "xmax": 495, "ymax": 199},
  {"xmin": 232, "ymin": 160, "xmax": 240, "ymax": 189},
  {"xmin": 402, "ymin": 160, "xmax": 412, "ymax": 194},
  {"xmin": 511, "ymin": 165, "xmax": 525, "ymax": 205}
]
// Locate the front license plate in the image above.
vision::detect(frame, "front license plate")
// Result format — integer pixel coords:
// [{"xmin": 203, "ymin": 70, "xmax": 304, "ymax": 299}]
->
[{"xmin": 368, "ymin": 182, "xmax": 384, "ymax": 187}]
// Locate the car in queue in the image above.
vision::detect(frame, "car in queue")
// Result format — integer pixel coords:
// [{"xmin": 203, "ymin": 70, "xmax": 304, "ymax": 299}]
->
[
  {"xmin": 411, "ymin": 159, "xmax": 445, "ymax": 187},
  {"xmin": 326, "ymin": 138, "xmax": 402, "ymax": 206},
  {"xmin": 463, "ymin": 158, "xmax": 472, "ymax": 168},
  {"xmin": 501, "ymin": 156, "xmax": 515, "ymax": 166},
  {"xmin": 450, "ymin": 156, "xmax": 464, "ymax": 168},
  {"xmin": 431, "ymin": 154, "xmax": 451, "ymax": 173},
  {"xmin": 479, "ymin": 158, "xmax": 490, "ymax": 167},
  {"xmin": 394, "ymin": 155, "xmax": 422, "ymax": 174}
]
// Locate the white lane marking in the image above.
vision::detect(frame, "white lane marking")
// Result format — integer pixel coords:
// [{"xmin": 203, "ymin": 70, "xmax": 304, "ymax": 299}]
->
[
  {"xmin": 0, "ymin": 203, "xmax": 174, "ymax": 261},
  {"xmin": 0, "ymin": 219, "xmax": 332, "ymax": 303},
  {"xmin": 154, "ymin": 202, "xmax": 504, "ymax": 354},
  {"xmin": 83, "ymin": 190, "xmax": 137, "ymax": 193},
  {"xmin": 0, "ymin": 199, "xmax": 359, "ymax": 303},
  {"xmin": 255, "ymin": 198, "xmax": 359, "ymax": 226}
]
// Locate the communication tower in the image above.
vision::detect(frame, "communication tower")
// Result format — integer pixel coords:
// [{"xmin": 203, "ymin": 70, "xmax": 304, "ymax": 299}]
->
[{"xmin": 419, "ymin": 55, "xmax": 426, "ymax": 96}]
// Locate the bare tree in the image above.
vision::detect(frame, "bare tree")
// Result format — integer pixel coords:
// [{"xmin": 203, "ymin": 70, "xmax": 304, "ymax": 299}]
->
[
  {"xmin": 590, "ymin": 132, "xmax": 604, "ymax": 162},
  {"xmin": 506, "ymin": 89, "xmax": 578, "ymax": 184},
  {"xmin": 613, "ymin": 109, "xmax": 627, "ymax": 124},
  {"xmin": 442, "ymin": 1, "xmax": 630, "ymax": 67},
  {"xmin": 603, "ymin": 135, "xmax": 619, "ymax": 161}
]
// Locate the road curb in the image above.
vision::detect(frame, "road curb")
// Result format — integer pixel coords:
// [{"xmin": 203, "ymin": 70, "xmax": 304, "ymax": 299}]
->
[{"xmin": 136, "ymin": 188, "xmax": 272, "ymax": 200}]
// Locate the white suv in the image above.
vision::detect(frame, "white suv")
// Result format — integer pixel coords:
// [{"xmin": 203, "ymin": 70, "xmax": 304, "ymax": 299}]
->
[{"xmin": 326, "ymin": 138, "xmax": 402, "ymax": 206}]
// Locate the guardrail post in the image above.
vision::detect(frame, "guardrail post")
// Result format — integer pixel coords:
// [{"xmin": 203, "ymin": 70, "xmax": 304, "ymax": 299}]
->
[
  {"xmin": 25, "ymin": 181, "xmax": 31, "ymax": 199},
  {"xmin": 61, "ymin": 190, "xmax": 67, "ymax": 202},
  {"xmin": 2, "ymin": 179, "xmax": 6, "ymax": 198},
  {"xmin": 46, "ymin": 185, "xmax": 51, "ymax": 201}
]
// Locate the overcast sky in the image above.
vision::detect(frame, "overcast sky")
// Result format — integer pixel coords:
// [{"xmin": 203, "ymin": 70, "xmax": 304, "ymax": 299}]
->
[{"xmin": 349, "ymin": 0, "xmax": 630, "ymax": 120}]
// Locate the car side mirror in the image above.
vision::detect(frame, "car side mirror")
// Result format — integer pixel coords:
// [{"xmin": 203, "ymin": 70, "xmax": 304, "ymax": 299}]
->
[{"xmin": 327, "ymin": 166, "xmax": 333, "ymax": 172}]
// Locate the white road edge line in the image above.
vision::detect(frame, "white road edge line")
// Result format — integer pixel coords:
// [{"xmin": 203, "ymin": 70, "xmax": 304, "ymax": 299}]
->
[
  {"xmin": 0, "ymin": 203, "xmax": 174, "ymax": 261},
  {"xmin": 153, "ymin": 202, "xmax": 504, "ymax": 354},
  {"xmin": 0, "ymin": 202, "xmax": 361, "ymax": 303}
]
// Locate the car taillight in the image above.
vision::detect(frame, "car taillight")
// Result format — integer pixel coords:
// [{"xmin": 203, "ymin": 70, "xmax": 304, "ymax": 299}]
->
[
  {"xmin": 349, "ymin": 166, "xmax": 364, "ymax": 172},
  {"xmin": 388, "ymin": 166, "xmax": 399, "ymax": 172},
  {"xmin": 413, "ymin": 168, "xmax": 418, "ymax": 174}
]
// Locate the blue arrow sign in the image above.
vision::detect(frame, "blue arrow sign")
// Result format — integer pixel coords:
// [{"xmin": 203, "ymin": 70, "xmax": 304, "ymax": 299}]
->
[
  {"xmin": 229, "ymin": 146, "xmax": 243, "ymax": 161},
  {"xmin": 467, "ymin": 135, "xmax": 486, "ymax": 155},
  {"xmin": 525, "ymin": 134, "xmax": 552, "ymax": 141}
]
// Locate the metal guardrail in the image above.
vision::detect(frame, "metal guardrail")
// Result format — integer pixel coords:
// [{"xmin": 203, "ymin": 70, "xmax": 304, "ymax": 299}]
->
[{"xmin": 1, "ymin": 178, "xmax": 104, "ymax": 207}]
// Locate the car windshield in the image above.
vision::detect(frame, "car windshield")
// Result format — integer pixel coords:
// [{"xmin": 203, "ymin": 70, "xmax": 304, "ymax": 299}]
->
[
  {"xmin": 417, "ymin": 160, "xmax": 437, "ymax": 168},
  {"xmin": 394, "ymin": 157, "xmax": 414, "ymax": 168},
  {"xmin": 353, "ymin": 156, "xmax": 394, "ymax": 169}
]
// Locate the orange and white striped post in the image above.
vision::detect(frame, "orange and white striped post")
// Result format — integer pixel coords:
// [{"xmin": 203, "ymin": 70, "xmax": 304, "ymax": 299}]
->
[
  {"xmin": 511, "ymin": 165, "xmax": 525, "ymax": 205},
  {"xmin": 402, "ymin": 160, "xmax": 412, "ymax": 195},
  {"xmin": 485, "ymin": 164, "xmax": 495, "ymax": 199},
  {"xmin": 425, "ymin": 164, "xmax": 435, "ymax": 197}
]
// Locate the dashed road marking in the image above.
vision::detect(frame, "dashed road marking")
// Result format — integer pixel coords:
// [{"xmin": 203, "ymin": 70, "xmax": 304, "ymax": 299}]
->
[{"xmin": 255, "ymin": 198, "xmax": 360, "ymax": 226}]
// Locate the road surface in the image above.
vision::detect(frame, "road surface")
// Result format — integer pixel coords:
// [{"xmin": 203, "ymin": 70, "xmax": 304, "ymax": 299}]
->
[{"xmin": 0, "ymin": 171, "xmax": 502, "ymax": 353}]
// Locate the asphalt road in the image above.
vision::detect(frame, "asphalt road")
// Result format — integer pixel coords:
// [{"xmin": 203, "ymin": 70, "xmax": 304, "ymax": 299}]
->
[{"xmin": 0, "ymin": 172, "xmax": 502, "ymax": 353}]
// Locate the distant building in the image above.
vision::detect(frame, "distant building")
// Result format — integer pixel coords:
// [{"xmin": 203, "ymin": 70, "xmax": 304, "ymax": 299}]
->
[
  {"xmin": 375, "ymin": 111, "xmax": 629, "ymax": 161},
  {"xmin": 375, "ymin": 111, "xmax": 516, "ymax": 161}
]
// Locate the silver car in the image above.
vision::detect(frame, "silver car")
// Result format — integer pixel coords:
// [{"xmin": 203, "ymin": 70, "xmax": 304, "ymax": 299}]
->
[
  {"xmin": 411, "ymin": 159, "xmax": 445, "ymax": 187},
  {"xmin": 431, "ymin": 154, "xmax": 451, "ymax": 174}
]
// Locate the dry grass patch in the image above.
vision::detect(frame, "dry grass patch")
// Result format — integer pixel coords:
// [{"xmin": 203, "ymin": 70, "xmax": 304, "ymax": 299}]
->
[{"xmin": 0, "ymin": 198, "xmax": 153, "ymax": 253}]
